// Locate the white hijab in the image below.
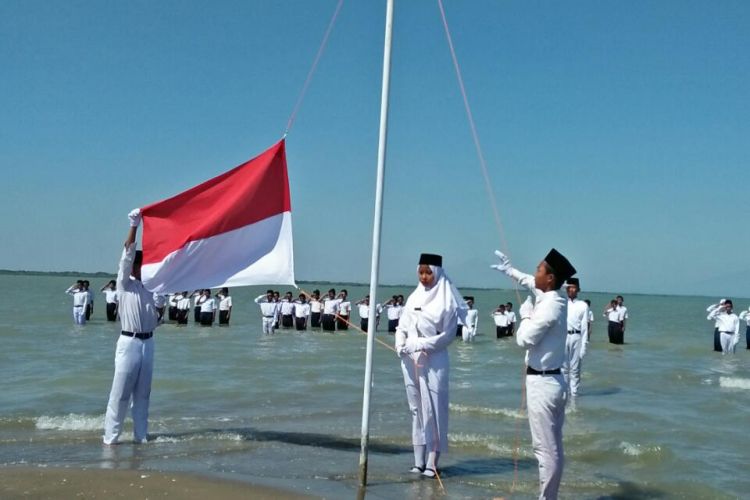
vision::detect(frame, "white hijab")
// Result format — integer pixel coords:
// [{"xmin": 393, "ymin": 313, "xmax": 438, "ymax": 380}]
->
[{"xmin": 400, "ymin": 265, "xmax": 468, "ymax": 337}]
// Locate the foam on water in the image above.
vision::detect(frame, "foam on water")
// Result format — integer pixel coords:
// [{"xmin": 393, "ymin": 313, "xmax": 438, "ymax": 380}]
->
[
  {"xmin": 618, "ymin": 441, "xmax": 662, "ymax": 457},
  {"xmin": 35, "ymin": 414, "xmax": 103, "ymax": 431},
  {"xmin": 450, "ymin": 403, "xmax": 524, "ymax": 419},
  {"xmin": 719, "ymin": 376, "xmax": 750, "ymax": 390},
  {"xmin": 153, "ymin": 432, "xmax": 244, "ymax": 444}
]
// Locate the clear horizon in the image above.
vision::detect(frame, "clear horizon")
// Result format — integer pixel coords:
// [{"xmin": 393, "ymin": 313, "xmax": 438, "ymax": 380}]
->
[{"xmin": 2, "ymin": 1, "xmax": 748, "ymax": 297}]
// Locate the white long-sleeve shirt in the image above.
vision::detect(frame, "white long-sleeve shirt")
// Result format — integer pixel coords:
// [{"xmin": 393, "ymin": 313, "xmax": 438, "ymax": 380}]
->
[
  {"xmin": 385, "ymin": 304, "xmax": 402, "ymax": 320},
  {"xmin": 506, "ymin": 268, "xmax": 566, "ymax": 371},
  {"xmin": 218, "ymin": 295, "xmax": 232, "ymax": 311},
  {"xmin": 102, "ymin": 289, "xmax": 118, "ymax": 305},
  {"xmin": 322, "ymin": 297, "xmax": 341, "ymax": 315},
  {"xmin": 739, "ymin": 310, "xmax": 750, "ymax": 326},
  {"xmin": 254, "ymin": 295, "xmax": 279, "ymax": 318},
  {"xmin": 116, "ymin": 244, "xmax": 159, "ymax": 334},
  {"xmin": 492, "ymin": 311, "xmax": 509, "ymax": 327},
  {"xmin": 294, "ymin": 302, "xmax": 311, "ymax": 318},
  {"xmin": 707, "ymin": 308, "xmax": 740, "ymax": 336},
  {"xmin": 66, "ymin": 286, "xmax": 89, "ymax": 309},
  {"xmin": 280, "ymin": 299, "xmax": 295, "ymax": 315}
]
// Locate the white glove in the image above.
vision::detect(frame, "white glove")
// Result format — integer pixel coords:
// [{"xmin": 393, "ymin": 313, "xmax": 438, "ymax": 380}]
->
[
  {"xmin": 519, "ymin": 296, "xmax": 534, "ymax": 320},
  {"xmin": 491, "ymin": 250, "xmax": 512, "ymax": 274},
  {"xmin": 128, "ymin": 208, "xmax": 142, "ymax": 227},
  {"xmin": 404, "ymin": 336, "xmax": 423, "ymax": 354}
]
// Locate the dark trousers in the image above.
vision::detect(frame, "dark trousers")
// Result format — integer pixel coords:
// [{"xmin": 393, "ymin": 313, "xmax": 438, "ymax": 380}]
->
[
  {"xmin": 281, "ymin": 314, "xmax": 293, "ymax": 328},
  {"xmin": 456, "ymin": 325, "xmax": 463, "ymax": 337},
  {"xmin": 336, "ymin": 315, "xmax": 349, "ymax": 330},
  {"xmin": 176, "ymin": 309, "xmax": 189, "ymax": 325},
  {"xmin": 496, "ymin": 326, "xmax": 509, "ymax": 338},
  {"xmin": 200, "ymin": 311, "xmax": 213, "ymax": 326},
  {"xmin": 311, "ymin": 312, "xmax": 321, "ymax": 328},
  {"xmin": 608, "ymin": 321, "xmax": 624, "ymax": 344},
  {"xmin": 168, "ymin": 306, "xmax": 178, "ymax": 321},
  {"xmin": 322, "ymin": 314, "xmax": 336, "ymax": 331},
  {"xmin": 194, "ymin": 306, "xmax": 201, "ymax": 323},
  {"xmin": 714, "ymin": 328, "xmax": 722, "ymax": 352},
  {"xmin": 219, "ymin": 310, "xmax": 230, "ymax": 325},
  {"xmin": 106, "ymin": 303, "xmax": 117, "ymax": 322},
  {"xmin": 295, "ymin": 317, "xmax": 307, "ymax": 331},
  {"xmin": 746, "ymin": 326, "xmax": 750, "ymax": 349},
  {"xmin": 361, "ymin": 318, "xmax": 369, "ymax": 332},
  {"xmin": 388, "ymin": 319, "xmax": 398, "ymax": 333},
  {"xmin": 85, "ymin": 304, "xmax": 92, "ymax": 321}
]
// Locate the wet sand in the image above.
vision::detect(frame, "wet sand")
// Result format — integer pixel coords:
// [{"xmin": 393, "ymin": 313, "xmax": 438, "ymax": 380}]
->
[{"xmin": 0, "ymin": 467, "xmax": 318, "ymax": 499}]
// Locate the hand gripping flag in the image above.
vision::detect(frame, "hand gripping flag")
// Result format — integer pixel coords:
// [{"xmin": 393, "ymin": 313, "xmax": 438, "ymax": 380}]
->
[{"xmin": 140, "ymin": 140, "xmax": 295, "ymax": 293}]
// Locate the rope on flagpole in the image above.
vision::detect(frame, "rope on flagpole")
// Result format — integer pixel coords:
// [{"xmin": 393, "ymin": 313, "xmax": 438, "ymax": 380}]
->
[
  {"xmin": 284, "ymin": 0, "xmax": 345, "ymax": 136},
  {"xmin": 436, "ymin": 0, "xmax": 528, "ymax": 496}
]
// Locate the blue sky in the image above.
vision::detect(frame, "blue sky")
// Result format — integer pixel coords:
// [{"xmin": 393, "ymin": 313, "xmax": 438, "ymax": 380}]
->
[{"xmin": 2, "ymin": 1, "xmax": 748, "ymax": 297}]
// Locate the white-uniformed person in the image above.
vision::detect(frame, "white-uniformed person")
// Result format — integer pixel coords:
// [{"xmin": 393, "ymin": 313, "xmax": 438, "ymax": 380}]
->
[
  {"xmin": 491, "ymin": 304, "xmax": 509, "ymax": 338},
  {"xmin": 103, "ymin": 209, "xmax": 161, "ymax": 445},
  {"xmin": 562, "ymin": 277, "xmax": 590, "ymax": 402},
  {"xmin": 293, "ymin": 293, "xmax": 311, "ymax": 331},
  {"xmin": 707, "ymin": 299, "xmax": 740, "ymax": 354},
  {"xmin": 706, "ymin": 299, "xmax": 727, "ymax": 352},
  {"xmin": 395, "ymin": 253, "xmax": 466, "ymax": 479},
  {"xmin": 493, "ymin": 248, "xmax": 576, "ymax": 500},
  {"xmin": 462, "ymin": 296, "xmax": 478, "ymax": 342},
  {"xmin": 255, "ymin": 290, "xmax": 280, "ymax": 335},
  {"xmin": 217, "ymin": 287, "xmax": 232, "ymax": 326},
  {"xmin": 176, "ymin": 291, "xmax": 191, "ymax": 325},
  {"xmin": 321, "ymin": 288, "xmax": 341, "ymax": 332},
  {"xmin": 336, "ymin": 290, "xmax": 351, "ymax": 330},
  {"xmin": 66, "ymin": 281, "xmax": 89, "ymax": 325},
  {"xmin": 739, "ymin": 307, "xmax": 750, "ymax": 350},
  {"xmin": 101, "ymin": 280, "xmax": 119, "ymax": 322}
]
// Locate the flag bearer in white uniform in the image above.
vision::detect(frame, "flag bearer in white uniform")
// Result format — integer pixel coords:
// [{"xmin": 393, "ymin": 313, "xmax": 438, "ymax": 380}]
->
[
  {"xmin": 462, "ymin": 296, "xmax": 478, "ymax": 341},
  {"xmin": 66, "ymin": 281, "xmax": 89, "ymax": 325},
  {"xmin": 255, "ymin": 290, "xmax": 279, "ymax": 335},
  {"xmin": 492, "ymin": 248, "xmax": 576, "ymax": 500},
  {"xmin": 562, "ymin": 278, "xmax": 589, "ymax": 401},
  {"xmin": 707, "ymin": 299, "xmax": 740, "ymax": 354},
  {"xmin": 103, "ymin": 209, "xmax": 160, "ymax": 445},
  {"xmin": 395, "ymin": 253, "xmax": 465, "ymax": 479}
]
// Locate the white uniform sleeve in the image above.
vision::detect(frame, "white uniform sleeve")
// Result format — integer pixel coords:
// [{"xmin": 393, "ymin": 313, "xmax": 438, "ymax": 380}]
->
[
  {"xmin": 507, "ymin": 268, "xmax": 541, "ymax": 297},
  {"xmin": 116, "ymin": 243, "xmax": 136, "ymax": 292},
  {"xmin": 707, "ymin": 308, "xmax": 720, "ymax": 321},
  {"xmin": 580, "ymin": 304, "xmax": 590, "ymax": 357},
  {"xmin": 516, "ymin": 301, "xmax": 560, "ymax": 349}
]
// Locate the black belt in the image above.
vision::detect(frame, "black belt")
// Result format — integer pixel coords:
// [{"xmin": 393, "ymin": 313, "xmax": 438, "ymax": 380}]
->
[
  {"xmin": 121, "ymin": 331, "xmax": 153, "ymax": 340},
  {"xmin": 263, "ymin": 315, "xmax": 275, "ymax": 318},
  {"xmin": 567, "ymin": 329, "xmax": 581, "ymax": 334},
  {"xmin": 74, "ymin": 305, "xmax": 83, "ymax": 308},
  {"xmin": 719, "ymin": 331, "xmax": 733, "ymax": 334},
  {"xmin": 526, "ymin": 366, "xmax": 561, "ymax": 376}
]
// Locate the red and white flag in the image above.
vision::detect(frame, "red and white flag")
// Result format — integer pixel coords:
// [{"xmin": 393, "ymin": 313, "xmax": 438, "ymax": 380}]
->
[{"xmin": 140, "ymin": 139, "xmax": 295, "ymax": 293}]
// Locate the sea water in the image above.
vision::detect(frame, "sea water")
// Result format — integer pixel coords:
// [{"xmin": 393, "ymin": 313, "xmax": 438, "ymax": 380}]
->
[{"xmin": 1, "ymin": 274, "xmax": 749, "ymax": 499}]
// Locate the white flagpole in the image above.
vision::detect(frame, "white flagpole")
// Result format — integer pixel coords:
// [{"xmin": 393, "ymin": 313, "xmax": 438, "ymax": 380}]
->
[{"xmin": 358, "ymin": 0, "xmax": 394, "ymax": 488}]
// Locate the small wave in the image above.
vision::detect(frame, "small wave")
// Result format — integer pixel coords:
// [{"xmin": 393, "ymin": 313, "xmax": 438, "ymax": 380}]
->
[
  {"xmin": 719, "ymin": 377, "xmax": 750, "ymax": 390},
  {"xmin": 153, "ymin": 432, "xmax": 244, "ymax": 444},
  {"xmin": 619, "ymin": 441, "xmax": 662, "ymax": 457},
  {"xmin": 35, "ymin": 414, "xmax": 102, "ymax": 431},
  {"xmin": 450, "ymin": 403, "xmax": 524, "ymax": 419}
]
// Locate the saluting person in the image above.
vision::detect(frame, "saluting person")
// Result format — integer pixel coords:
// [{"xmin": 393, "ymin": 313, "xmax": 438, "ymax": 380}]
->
[
  {"xmin": 492, "ymin": 248, "xmax": 576, "ymax": 500},
  {"xmin": 707, "ymin": 299, "xmax": 740, "ymax": 354},
  {"xmin": 66, "ymin": 280, "xmax": 89, "ymax": 325},
  {"xmin": 255, "ymin": 290, "xmax": 279, "ymax": 335},
  {"xmin": 101, "ymin": 280, "xmax": 119, "ymax": 322}
]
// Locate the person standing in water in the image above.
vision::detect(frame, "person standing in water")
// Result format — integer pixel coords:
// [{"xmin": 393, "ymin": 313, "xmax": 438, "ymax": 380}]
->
[{"xmin": 395, "ymin": 253, "xmax": 466, "ymax": 479}]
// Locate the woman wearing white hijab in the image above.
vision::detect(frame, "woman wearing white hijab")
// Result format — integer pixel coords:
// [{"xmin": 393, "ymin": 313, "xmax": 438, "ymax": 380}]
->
[{"xmin": 395, "ymin": 253, "xmax": 467, "ymax": 478}]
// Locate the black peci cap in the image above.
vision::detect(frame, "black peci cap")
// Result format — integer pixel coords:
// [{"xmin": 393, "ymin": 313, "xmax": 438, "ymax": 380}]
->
[
  {"xmin": 419, "ymin": 253, "xmax": 443, "ymax": 267},
  {"xmin": 544, "ymin": 248, "xmax": 576, "ymax": 286},
  {"xmin": 566, "ymin": 277, "xmax": 580, "ymax": 289}
]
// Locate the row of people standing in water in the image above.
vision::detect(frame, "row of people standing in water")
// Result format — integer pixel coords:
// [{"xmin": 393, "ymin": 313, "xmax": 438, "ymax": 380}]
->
[
  {"xmin": 706, "ymin": 299, "xmax": 750, "ymax": 354},
  {"xmin": 253, "ymin": 288, "xmax": 410, "ymax": 335},
  {"xmin": 66, "ymin": 280, "xmax": 121, "ymax": 324}
]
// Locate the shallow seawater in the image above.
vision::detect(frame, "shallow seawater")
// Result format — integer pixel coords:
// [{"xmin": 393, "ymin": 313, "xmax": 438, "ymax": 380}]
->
[{"xmin": 1, "ymin": 275, "xmax": 748, "ymax": 498}]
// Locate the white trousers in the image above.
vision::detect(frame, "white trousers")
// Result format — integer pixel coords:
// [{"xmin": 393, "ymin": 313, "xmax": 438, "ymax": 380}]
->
[
  {"xmin": 73, "ymin": 307, "xmax": 86, "ymax": 325},
  {"xmin": 103, "ymin": 335, "xmax": 154, "ymax": 444},
  {"xmin": 461, "ymin": 325, "xmax": 473, "ymax": 342},
  {"xmin": 562, "ymin": 333, "xmax": 582, "ymax": 398},
  {"xmin": 399, "ymin": 349, "xmax": 450, "ymax": 453},
  {"xmin": 526, "ymin": 374, "xmax": 566, "ymax": 500},
  {"xmin": 720, "ymin": 332, "xmax": 736, "ymax": 354},
  {"xmin": 262, "ymin": 317, "xmax": 276, "ymax": 335}
]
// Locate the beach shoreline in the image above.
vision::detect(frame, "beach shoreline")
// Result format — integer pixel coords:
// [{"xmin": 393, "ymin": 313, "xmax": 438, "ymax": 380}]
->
[{"xmin": 0, "ymin": 466, "xmax": 318, "ymax": 500}]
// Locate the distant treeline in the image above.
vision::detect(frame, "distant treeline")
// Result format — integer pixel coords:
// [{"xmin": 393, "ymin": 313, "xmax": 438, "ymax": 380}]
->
[{"xmin": 0, "ymin": 269, "xmax": 115, "ymax": 278}]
